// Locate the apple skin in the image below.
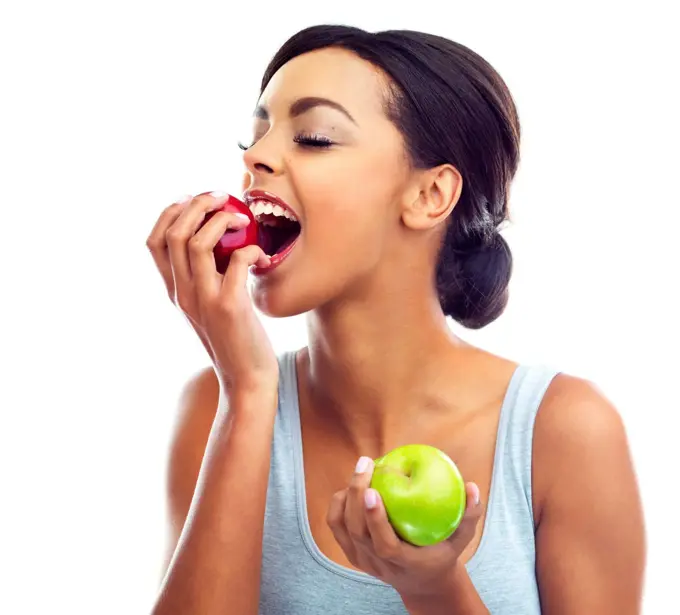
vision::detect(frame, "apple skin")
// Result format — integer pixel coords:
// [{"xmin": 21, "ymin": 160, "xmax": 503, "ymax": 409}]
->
[
  {"xmin": 370, "ymin": 444, "xmax": 466, "ymax": 547},
  {"xmin": 199, "ymin": 194, "xmax": 259, "ymax": 274}
]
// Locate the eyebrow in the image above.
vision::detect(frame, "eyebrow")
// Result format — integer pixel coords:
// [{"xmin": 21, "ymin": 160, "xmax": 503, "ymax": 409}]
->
[{"xmin": 254, "ymin": 96, "xmax": 358, "ymax": 125}]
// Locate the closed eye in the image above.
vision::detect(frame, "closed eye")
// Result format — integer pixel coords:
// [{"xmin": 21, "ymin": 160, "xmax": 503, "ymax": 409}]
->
[
  {"xmin": 293, "ymin": 133, "xmax": 334, "ymax": 148},
  {"xmin": 238, "ymin": 132, "xmax": 335, "ymax": 151}
]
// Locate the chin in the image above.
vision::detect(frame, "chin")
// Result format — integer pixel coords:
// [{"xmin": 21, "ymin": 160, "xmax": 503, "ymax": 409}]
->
[
  {"xmin": 251, "ymin": 272, "xmax": 348, "ymax": 318},
  {"xmin": 251, "ymin": 281, "xmax": 316, "ymax": 319},
  {"xmin": 250, "ymin": 260, "xmax": 357, "ymax": 319}
]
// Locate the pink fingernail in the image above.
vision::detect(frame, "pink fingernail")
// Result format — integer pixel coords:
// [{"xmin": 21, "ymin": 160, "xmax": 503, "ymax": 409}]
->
[
  {"xmin": 209, "ymin": 191, "xmax": 230, "ymax": 206},
  {"xmin": 365, "ymin": 489, "xmax": 378, "ymax": 510},
  {"xmin": 471, "ymin": 484, "xmax": 480, "ymax": 506},
  {"xmin": 233, "ymin": 212, "xmax": 250, "ymax": 223},
  {"xmin": 355, "ymin": 456, "xmax": 371, "ymax": 474}
]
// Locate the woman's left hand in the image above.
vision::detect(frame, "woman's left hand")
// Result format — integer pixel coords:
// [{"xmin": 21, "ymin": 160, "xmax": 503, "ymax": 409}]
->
[{"xmin": 326, "ymin": 456, "xmax": 483, "ymax": 601}]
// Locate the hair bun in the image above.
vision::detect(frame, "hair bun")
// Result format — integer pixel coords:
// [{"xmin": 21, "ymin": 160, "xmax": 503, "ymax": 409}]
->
[{"xmin": 438, "ymin": 231, "xmax": 512, "ymax": 329}]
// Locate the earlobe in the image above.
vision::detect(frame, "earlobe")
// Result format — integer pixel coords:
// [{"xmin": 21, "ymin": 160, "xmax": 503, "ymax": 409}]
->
[{"xmin": 401, "ymin": 165, "xmax": 462, "ymax": 231}]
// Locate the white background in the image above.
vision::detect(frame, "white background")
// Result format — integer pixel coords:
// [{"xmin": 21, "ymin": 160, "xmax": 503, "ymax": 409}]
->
[{"xmin": 1, "ymin": 1, "xmax": 677, "ymax": 613}]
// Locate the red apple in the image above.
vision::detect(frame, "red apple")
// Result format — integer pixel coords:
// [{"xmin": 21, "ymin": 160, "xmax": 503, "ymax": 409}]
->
[{"xmin": 199, "ymin": 194, "xmax": 259, "ymax": 274}]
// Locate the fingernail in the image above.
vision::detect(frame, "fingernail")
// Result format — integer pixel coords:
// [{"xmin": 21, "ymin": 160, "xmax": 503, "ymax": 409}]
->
[
  {"xmin": 471, "ymin": 484, "xmax": 480, "ymax": 506},
  {"xmin": 233, "ymin": 212, "xmax": 251, "ymax": 223},
  {"xmin": 365, "ymin": 489, "xmax": 378, "ymax": 510},
  {"xmin": 210, "ymin": 190, "xmax": 229, "ymax": 202},
  {"xmin": 355, "ymin": 456, "xmax": 371, "ymax": 474}
]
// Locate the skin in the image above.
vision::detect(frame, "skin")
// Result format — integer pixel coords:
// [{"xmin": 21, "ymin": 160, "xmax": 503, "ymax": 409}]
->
[{"xmin": 158, "ymin": 47, "xmax": 646, "ymax": 613}]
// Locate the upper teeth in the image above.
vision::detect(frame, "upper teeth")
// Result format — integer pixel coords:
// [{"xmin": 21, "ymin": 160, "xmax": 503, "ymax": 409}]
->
[{"xmin": 248, "ymin": 199, "xmax": 298, "ymax": 221}]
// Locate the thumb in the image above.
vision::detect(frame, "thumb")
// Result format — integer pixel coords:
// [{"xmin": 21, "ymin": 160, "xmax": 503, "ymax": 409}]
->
[
  {"xmin": 464, "ymin": 482, "xmax": 482, "ymax": 517},
  {"xmin": 222, "ymin": 244, "xmax": 271, "ymax": 291},
  {"xmin": 446, "ymin": 482, "xmax": 483, "ymax": 549}
]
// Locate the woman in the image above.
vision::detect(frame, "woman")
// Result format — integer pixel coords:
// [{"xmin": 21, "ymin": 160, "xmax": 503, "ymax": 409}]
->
[{"xmin": 146, "ymin": 25, "xmax": 645, "ymax": 615}]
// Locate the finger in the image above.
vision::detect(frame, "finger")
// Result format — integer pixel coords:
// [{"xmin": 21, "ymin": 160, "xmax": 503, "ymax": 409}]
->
[
  {"xmin": 146, "ymin": 195, "xmax": 193, "ymax": 295},
  {"xmin": 189, "ymin": 211, "xmax": 251, "ymax": 295},
  {"xmin": 326, "ymin": 490, "xmax": 358, "ymax": 564},
  {"xmin": 446, "ymin": 482, "xmax": 483, "ymax": 550},
  {"xmin": 344, "ymin": 456, "xmax": 374, "ymax": 544},
  {"xmin": 221, "ymin": 244, "xmax": 271, "ymax": 292},
  {"xmin": 165, "ymin": 191, "xmax": 229, "ymax": 286},
  {"xmin": 364, "ymin": 488, "xmax": 402, "ymax": 561},
  {"xmin": 147, "ymin": 195, "xmax": 193, "ymax": 247}
]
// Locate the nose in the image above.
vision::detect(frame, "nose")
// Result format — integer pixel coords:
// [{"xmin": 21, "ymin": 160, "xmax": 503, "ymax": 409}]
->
[{"xmin": 242, "ymin": 135, "xmax": 284, "ymax": 178}]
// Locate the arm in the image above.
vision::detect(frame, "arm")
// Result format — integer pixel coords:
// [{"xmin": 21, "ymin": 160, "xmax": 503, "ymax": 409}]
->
[
  {"xmin": 400, "ymin": 562, "xmax": 489, "ymax": 615},
  {"xmin": 532, "ymin": 375, "xmax": 646, "ymax": 614},
  {"xmin": 152, "ymin": 367, "xmax": 278, "ymax": 615},
  {"xmin": 158, "ymin": 367, "xmax": 219, "ymax": 581},
  {"xmin": 387, "ymin": 374, "xmax": 645, "ymax": 615}
]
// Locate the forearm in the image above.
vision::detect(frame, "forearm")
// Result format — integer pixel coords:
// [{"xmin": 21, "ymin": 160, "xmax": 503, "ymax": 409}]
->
[
  {"xmin": 152, "ymin": 388, "xmax": 277, "ymax": 615},
  {"xmin": 401, "ymin": 562, "xmax": 490, "ymax": 615}
]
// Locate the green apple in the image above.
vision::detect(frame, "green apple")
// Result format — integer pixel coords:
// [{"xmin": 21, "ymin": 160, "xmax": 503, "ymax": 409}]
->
[{"xmin": 370, "ymin": 444, "xmax": 466, "ymax": 547}]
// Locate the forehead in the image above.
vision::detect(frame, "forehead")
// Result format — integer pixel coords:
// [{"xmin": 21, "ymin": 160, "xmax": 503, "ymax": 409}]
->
[{"xmin": 258, "ymin": 47, "xmax": 390, "ymax": 120}]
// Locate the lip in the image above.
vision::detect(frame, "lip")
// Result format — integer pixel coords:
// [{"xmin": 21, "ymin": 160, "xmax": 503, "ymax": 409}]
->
[
  {"xmin": 242, "ymin": 189, "xmax": 300, "ymax": 221},
  {"xmin": 251, "ymin": 233, "xmax": 300, "ymax": 277},
  {"xmin": 243, "ymin": 189, "xmax": 301, "ymax": 276}
]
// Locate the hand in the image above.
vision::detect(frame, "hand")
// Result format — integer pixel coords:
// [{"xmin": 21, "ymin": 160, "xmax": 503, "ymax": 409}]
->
[
  {"xmin": 146, "ymin": 191, "xmax": 278, "ymax": 395},
  {"xmin": 327, "ymin": 456, "xmax": 483, "ymax": 601}
]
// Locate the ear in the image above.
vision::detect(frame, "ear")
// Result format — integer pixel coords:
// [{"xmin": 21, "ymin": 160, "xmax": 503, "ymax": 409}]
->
[{"xmin": 401, "ymin": 164, "xmax": 463, "ymax": 231}]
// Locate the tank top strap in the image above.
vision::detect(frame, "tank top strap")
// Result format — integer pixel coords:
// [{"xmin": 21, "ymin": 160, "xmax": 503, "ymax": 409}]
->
[
  {"xmin": 275, "ymin": 350, "xmax": 559, "ymax": 529},
  {"xmin": 276, "ymin": 349, "xmax": 298, "ymax": 421},
  {"xmin": 264, "ymin": 350, "xmax": 557, "ymax": 614},
  {"xmin": 494, "ymin": 364, "xmax": 561, "ymax": 523}
]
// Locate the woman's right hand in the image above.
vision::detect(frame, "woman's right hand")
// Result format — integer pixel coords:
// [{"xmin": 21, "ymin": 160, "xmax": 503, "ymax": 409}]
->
[{"xmin": 146, "ymin": 191, "xmax": 279, "ymax": 396}]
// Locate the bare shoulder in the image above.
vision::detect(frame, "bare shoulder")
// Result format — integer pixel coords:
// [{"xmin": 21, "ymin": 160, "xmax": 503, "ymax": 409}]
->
[
  {"xmin": 160, "ymin": 366, "xmax": 221, "ymax": 579},
  {"xmin": 530, "ymin": 376, "xmax": 646, "ymax": 612},
  {"xmin": 534, "ymin": 373, "xmax": 631, "ymax": 465},
  {"xmin": 530, "ymin": 373, "xmax": 646, "ymax": 610},
  {"xmin": 167, "ymin": 366, "xmax": 221, "ymax": 519},
  {"xmin": 532, "ymin": 372, "xmax": 632, "ymax": 515},
  {"xmin": 535, "ymin": 372, "xmax": 627, "ymax": 448},
  {"xmin": 171, "ymin": 365, "xmax": 221, "ymax": 444}
]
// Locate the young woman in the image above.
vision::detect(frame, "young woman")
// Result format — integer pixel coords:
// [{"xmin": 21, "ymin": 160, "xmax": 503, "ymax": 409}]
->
[{"xmin": 146, "ymin": 25, "xmax": 645, "ymax": 615}]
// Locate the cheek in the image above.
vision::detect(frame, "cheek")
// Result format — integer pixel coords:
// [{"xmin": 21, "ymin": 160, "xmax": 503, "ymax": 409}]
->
[
  {"xmin": 305, "ymin": 202, "xmax": 386, "ymax": 267},
  {"xmin": 299, "ymin": 157, "xmax": 400, "ymax": 253}
]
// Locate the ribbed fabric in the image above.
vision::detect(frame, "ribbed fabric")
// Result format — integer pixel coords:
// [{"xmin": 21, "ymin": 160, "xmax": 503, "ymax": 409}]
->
[{"xmin": 258, "ymin": 351, "xmax": 559, "ymax": 614}]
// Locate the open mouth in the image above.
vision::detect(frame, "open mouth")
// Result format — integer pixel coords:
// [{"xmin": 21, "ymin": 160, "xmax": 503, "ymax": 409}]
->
[{"xmin": 249, "ymin": 199, "xmax": 302, "ymax": 257}]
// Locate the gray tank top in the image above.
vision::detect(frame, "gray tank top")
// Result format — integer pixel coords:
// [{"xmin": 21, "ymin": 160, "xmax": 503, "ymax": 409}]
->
[{"xmin": 259, "ymin": 350, "xmax": 559, "ymax": 614}]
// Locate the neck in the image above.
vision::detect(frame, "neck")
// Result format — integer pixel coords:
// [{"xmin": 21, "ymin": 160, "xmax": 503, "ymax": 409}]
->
[{"xmin": 301, "ymin": 285, "xmax": 465, "ymax": 457}]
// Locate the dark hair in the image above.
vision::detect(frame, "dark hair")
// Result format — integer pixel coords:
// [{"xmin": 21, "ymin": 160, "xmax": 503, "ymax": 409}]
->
[{"xmin": 260, "ymin": 25, "xmax": 520, "ymax": 329}]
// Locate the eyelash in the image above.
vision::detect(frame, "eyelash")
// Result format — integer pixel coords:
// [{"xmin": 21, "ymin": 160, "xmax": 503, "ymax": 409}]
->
[{"xmin": 238, "ymin": 133, "xmax": 334, "ymax": 151}]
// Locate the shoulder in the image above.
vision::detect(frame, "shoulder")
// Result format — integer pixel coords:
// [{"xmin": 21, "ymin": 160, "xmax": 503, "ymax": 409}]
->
[
  {"xmin": 169, "ymin": 364, "xmax": 221, "ymax": 464},
  {"xmin": 159, "ymin": 366, "xmax": 221, "ymax": 580},
  {"xmin": 166, "ymin": 366, "xmax": 221, "ymax": 523},
  {"xmin": 529, "ymin": 373, "xmax": 646, "ymax": 611},
  {"xmin": 532, "ymin": 372, "xmax": 633, "ymax": 521},
  {"xmin": 535, "ymin": 372, "xmax": 626, "ymax": 442},
  {"xmin": 534, "ymin": 373, "xmax": 627, "ymax": 453},
  {"xmin": 175, "ymin": 365, "xmax": 221, "ymax": 422}
]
